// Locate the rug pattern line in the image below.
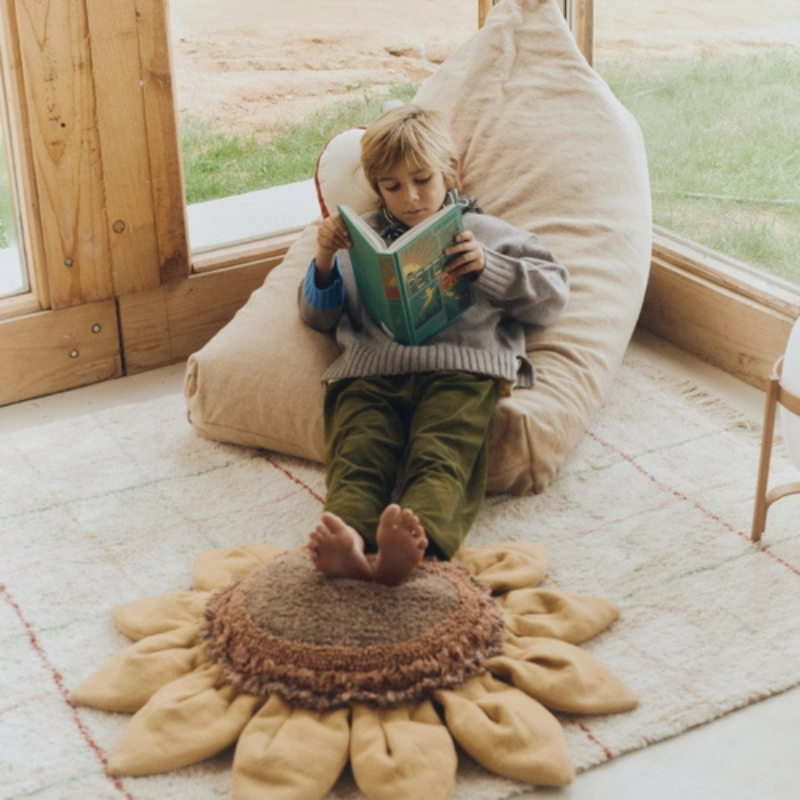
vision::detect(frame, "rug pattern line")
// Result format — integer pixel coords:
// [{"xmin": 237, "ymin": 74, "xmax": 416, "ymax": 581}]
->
[
  {"xmin": 1, "ymin": 582, "xmax": 135, "ymax": 800},
  {"xmin": 588, "ymin": 431, "xmax": 800, "ymax": 580}
]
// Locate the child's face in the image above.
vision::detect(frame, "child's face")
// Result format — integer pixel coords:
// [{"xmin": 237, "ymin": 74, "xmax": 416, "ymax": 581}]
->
[{"xmin": 375, "ymin": 162, "xmax": 448, "ymax": 227}]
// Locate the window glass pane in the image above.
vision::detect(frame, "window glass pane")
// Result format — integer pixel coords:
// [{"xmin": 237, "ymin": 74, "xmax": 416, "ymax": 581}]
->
[
  {"xmin": 0, "ymin": 78, "xmax": 27, "ymax": 299},
  {"xmin": 595, "ymin": 0, "xmax": 800, "ymax": 287},
  {"xmin": 168, "ymin": 0, "xmax": 478, "ymax": 252}
]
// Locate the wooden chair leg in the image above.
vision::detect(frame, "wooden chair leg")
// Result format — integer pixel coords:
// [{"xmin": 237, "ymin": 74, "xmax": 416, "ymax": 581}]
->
[{"xmin": 751, "ymin": 374, "xmax": 780, "ymax": 542}]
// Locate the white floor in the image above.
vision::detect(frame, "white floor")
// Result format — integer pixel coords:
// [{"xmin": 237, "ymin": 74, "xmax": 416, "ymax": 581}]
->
[{"xmin": 2, "ymin": 330, "xmax": 799, "ymax": 799}]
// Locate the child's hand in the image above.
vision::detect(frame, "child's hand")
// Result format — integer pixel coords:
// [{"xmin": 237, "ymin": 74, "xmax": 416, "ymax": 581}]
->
[
  {"xmin": 316, "ymin": 214, "xmax": 352, "ymax": 273},
  {"xmin": 444, "ymin": 231, "xmax": 485, "ymax": 282}
]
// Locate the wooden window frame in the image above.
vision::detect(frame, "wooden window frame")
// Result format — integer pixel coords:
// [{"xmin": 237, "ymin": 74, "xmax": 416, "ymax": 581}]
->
[
  {"xmin": 1, "ymin": 0, "xmax": 796, "ymax": 408},
  {"xmin": 641, "ymin": 229, "xmax": 800, "ymax": 387},
  {"xmin": 0, "ymin": 0, "xmax": 288, "ymax": 405}
]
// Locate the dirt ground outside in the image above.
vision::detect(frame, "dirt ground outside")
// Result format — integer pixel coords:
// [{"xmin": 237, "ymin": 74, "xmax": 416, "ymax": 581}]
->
[{"xmin": 169, "ymin": 0, "xmax": 800, "ymax": 137}]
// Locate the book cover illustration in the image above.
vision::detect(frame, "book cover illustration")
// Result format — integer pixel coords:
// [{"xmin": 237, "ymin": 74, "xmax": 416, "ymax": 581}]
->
[{"xmin": 338, "ymin": 203, "xmax": 476, "ymax": 346}]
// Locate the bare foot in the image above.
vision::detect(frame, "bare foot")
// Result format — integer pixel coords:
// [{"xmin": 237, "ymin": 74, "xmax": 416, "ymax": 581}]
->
[
  {"xmin": 307, "ymin": 512, "xmax": 374, "ymax": 581},
  {"xmin": 373, "ymin": 504, "xmax": 428, "ymax": 586}
]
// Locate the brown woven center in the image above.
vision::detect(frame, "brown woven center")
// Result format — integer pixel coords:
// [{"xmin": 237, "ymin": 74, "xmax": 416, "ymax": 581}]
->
[
  {"xmin": 246, "ymin": 552, "xmax": 460, "ymax": 647},
  {"xmin": 202, "ymin": 551, "xmax": 504, "ymax": 710}
]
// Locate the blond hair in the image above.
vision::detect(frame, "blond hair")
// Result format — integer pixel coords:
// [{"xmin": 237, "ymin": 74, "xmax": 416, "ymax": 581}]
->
[{"xmin": 360, "ymin": 104, "xmax": 460, "ymax": 196}]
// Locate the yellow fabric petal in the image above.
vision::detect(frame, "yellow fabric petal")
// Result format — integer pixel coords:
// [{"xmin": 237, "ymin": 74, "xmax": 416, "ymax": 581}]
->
[
  {"xmin": 350, "ymin": 701, "xmax": 456, "ymax": 800},
  {"xmin": 453, "ymin": 542, "xmax": 549, "ymax": 593},
  {"xmin": 70, "ymin": 623, "xmax": 205, "ymax": 712},
  {"xmin": 233, "ymin": 695, "xmax": 350, "ymax": 800},
  {"xmin": 434, "ymin": 672, "xmax": 575, "ymax": 787},
  {"xmin": 489, "ymin": 637, "xmax": 639, "ymax": 714},
  {"xmin": 106, "ymin": 661, "xmax": 263, "ymax": 776},
  {"xmin": 111, "ymin": 592, "xmax": 210, "ymax": 641},
  {"xmin": 192, "ymin": 544, "xmax": 285, "ymax": 591},
  {"xmin": 500, "ymin": 588, "xmax": 620, "ymax": 644}
]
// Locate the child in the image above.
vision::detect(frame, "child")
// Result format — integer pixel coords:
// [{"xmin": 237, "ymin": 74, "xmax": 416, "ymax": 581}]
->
[{"xmin": 299, "ymin": 104, "xmax": 568, "ymax": 585}]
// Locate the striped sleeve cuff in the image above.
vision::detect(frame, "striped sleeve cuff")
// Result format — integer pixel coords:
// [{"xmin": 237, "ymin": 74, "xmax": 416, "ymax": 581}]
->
[{"xmin": 303, "ymin": 256, "xmax": 344, "ymax": 310}]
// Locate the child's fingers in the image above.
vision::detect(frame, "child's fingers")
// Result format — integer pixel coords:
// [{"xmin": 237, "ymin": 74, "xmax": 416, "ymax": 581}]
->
[
  {"xmin": 329, "ymin": 218, "xmax": 352, "ymax": 249},
  {"xmin": 318, "ymin": 221, "xmax": 351, "ymax": 251},
  {"xmin": 445, "ymin": 236, "xmax": 485, "ymax": 277},
  {"xmin": 329, "ymin": 214, "xmax": 351, "ymax": 240},
  {"xmin": 446, "ymin": 232, "xmax": 478, "ymax": 258}
]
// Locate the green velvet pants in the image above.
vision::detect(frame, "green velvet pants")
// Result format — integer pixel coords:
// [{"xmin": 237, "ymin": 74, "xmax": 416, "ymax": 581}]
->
[{"xmin": 323, "ymin": 371, "xmax": 499, "ymax": 559}]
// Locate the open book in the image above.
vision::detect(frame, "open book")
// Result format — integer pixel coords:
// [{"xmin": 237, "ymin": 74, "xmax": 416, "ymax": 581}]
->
[{"xmin": 338, "ymin": 203, "xmax": 476, "ymax": 346}]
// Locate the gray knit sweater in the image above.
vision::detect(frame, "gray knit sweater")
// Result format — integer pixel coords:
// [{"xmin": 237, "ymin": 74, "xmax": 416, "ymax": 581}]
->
[{"xmin": 298, "ymin": 211, "xmax": 569, "ymax": 388}]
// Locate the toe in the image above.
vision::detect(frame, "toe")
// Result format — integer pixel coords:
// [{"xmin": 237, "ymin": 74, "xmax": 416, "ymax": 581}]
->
[
  {"xmin": 310, "ymin": 526, "xmax": 327, "ymax": 541},
  {"xmin": 381, "ymin": 503, "xmax": 402, "ymax": 524}
]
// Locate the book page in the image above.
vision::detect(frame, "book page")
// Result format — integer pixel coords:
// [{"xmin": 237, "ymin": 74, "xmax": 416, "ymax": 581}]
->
[{"xmin": 338, "ymin": 204, "xmax": 385, "ymax": 251}]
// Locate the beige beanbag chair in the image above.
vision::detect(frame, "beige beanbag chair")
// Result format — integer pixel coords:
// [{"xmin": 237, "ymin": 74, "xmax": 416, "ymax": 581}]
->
[{"xmin": 184, "ymin": 0, "xmax": 652, "ymax": 495}]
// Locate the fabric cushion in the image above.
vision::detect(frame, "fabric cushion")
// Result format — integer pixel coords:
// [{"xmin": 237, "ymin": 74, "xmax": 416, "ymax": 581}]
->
[
  {"xmin": 313, "ymin": 127, "xmax": 372, "ymax": 218},
  {"xmin": 184, "ymin": 0, "xmax": 652, "ymax": 494}
]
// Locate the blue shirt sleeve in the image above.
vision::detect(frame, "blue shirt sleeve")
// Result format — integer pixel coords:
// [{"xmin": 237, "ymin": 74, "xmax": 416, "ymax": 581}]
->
[{"xmin": 302, "ymin": 255, "xmax": 345, "ymax": 310}]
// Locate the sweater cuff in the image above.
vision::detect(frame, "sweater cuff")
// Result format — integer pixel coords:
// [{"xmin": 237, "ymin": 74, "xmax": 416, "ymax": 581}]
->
[
  {"xmin": 303, "ymin": 256, "xmax": 344, "ymax": 310},
  {"xmin": 474, "ymin": 252, "xmax": 515, "ymax": 302}
]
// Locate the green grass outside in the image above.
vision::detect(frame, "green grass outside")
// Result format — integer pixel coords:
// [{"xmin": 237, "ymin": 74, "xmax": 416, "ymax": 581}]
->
[
  {"xmin": 180, "ymin": 85, "xmax": 416, "ymax": 205},
  {"xmin": 598, "ymin": 49, "xmax": 800, "ymax": 284},
  {"xmin": 178, "ymin": 50, "xmax": 799, "ymax": 284},
  {"xmin": 3, "ymin": 53, "xmax": 799, "ymax": 286}
]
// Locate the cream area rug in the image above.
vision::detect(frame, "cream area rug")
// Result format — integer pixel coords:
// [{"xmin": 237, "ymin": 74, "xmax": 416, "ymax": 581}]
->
[{"xmin": 2, "ymin": 346, "xmax": 799, "ymax": 799}]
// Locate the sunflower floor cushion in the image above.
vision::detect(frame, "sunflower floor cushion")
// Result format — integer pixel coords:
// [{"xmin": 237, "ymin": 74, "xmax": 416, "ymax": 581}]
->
[
  {"xmin": 183, "ymin": 0, "xmax": 652, "ymax": 495},
  {"xmin": 71, "ymin": 542, "xmax": 638, "ymax": 798}
]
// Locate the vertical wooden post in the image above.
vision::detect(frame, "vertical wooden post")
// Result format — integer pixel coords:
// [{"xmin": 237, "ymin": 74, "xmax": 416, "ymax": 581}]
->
[
  {"xmin": 571, "ymin": 0, "xmax": 594, "ymax": 65},
  {"xmin": 477, "ymin": 0, "xmax": 493, "ymax": 28},
  {"xmin": 134, "ymin": 0, "xmax": 190, "ymax": 284},
  {"xmin": 86, "ymin": 0, "xmax": 161, "ymax": 295},
  {"xmin": 12, "ymin": 0, "xmax": 113, "ymax": 309},
  {"xmin": 86, "ymin": 0, "xmax": 189, "ymax": 292}
]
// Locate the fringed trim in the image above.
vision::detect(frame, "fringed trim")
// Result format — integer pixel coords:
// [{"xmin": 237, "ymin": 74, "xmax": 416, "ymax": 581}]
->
[
  {"xmin": 622, "ymin": 348, "xmax": 757, "ymax": 432},
  {"xmin": 202, "ymin": 555, "xmax": 505, "ymax": 711}
]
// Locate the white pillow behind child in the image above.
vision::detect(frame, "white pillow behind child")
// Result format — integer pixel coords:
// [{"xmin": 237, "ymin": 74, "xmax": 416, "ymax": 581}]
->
[{"xmin": 314, "ymin": 127, "xmax": 374, "ymax": 218}]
